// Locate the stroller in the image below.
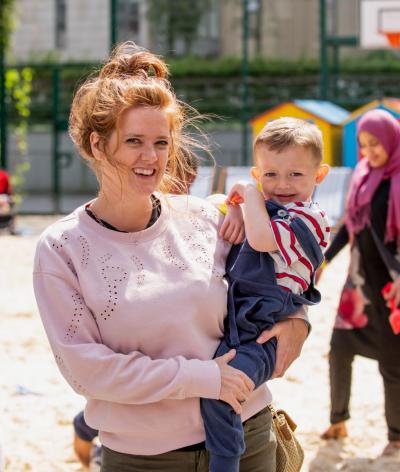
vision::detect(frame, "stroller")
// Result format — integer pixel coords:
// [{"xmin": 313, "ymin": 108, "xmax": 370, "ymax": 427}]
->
[{"xmin": 0, "ymin": 169, "xmax": 16, "ymax": 234}]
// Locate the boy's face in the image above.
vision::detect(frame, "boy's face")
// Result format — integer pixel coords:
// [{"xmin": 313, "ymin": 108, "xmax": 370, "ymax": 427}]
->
[{"xmin": 252, "ymin": 143, "xmax": 329, "ymax": 205}]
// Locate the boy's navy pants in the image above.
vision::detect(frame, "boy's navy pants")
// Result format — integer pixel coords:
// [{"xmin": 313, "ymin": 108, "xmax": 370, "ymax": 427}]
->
[{"xmin": 200, "ymin": 336, "xmax": 277, "ymax": 472}]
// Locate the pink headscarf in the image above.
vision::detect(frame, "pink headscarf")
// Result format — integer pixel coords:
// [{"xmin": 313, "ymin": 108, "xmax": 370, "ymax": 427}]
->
[{"xmin": 346, "ymin": 109, "xmax": 400, "ymax": 245}]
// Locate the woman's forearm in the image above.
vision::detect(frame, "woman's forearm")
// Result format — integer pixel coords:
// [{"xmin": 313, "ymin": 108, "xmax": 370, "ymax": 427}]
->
[{"xmin": 325, "ymin": 223, "xmax": 349, "ymax": 262}]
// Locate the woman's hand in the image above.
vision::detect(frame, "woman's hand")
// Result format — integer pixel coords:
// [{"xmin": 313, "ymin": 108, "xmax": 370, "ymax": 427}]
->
[
  {"xmin": 383, "ymin": 277, "xmax": 400, "ymax": 308},
  {"xmin": 219, "ymin": 204, "xmax": 245, "ymax": 245},
  {"xmin": 214, "ymin": 349, "xmax": 255, "ymax": 414},
  {"xmin": 256, "ymin": 318, "xmax": 308, "ymax": 378}
]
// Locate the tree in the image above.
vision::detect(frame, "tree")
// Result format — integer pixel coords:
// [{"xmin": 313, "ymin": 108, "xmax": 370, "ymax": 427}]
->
[
  {"xmin": 147, "ymin": 0, "xmax": 212, "ymax": 56},
  {"xmin": 0, "ymin": 0, "xmax": 32, "ymax": 202},
  {"xmin": 0, "ymin": 0, "xmax": 15, "ymax": 50}
]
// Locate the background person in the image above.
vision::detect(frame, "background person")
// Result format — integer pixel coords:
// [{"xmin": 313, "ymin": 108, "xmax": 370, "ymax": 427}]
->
[
  {"xmin": 320, "ymin": 109, "xmax": 400, "ymax": 456},
  {"xmin": 34, "ymin": 42, "xmax": 310, "ymax": 472}
]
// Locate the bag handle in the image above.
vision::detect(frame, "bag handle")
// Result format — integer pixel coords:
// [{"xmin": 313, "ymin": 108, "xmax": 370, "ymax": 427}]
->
[
  {"xmin": 268, "ymin": 404, "xmax": 298, "ymax": 437},
  {"xmin": 370, "ymin": 227, "xmax": 400, "ymax": 280}
]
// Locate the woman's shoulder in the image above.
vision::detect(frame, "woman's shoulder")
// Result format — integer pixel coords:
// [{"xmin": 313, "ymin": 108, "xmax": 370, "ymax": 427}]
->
[
  {"xmin": 38, "ymin": 206, "xmax": 84, "ymax": 243},
  {"xmin": 34, "ymin": 205, "xmax": 87, "ymax": 269},
  {"xmin": 165, "ymin": 193, "xmax": 221, "ymax": 224}
]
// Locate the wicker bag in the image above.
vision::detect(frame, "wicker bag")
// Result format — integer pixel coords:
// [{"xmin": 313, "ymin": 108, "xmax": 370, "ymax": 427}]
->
[{"xmin": 269, "ymin": 405, "xmax": 304, "ymax": 472}]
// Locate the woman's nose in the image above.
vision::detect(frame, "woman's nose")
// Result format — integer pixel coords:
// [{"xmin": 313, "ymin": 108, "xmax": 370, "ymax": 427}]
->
[{"xmin": 142, "ymin": 146, "xmax": 157, "ymax": 162}]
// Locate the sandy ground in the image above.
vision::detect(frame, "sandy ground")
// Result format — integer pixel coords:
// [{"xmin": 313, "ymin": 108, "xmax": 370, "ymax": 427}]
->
[{"xmin": 1, "ymin": 215, "xmax": 399, "ymax": 471}]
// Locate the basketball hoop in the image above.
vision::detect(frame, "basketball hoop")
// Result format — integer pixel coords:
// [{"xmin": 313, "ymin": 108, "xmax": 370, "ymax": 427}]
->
[
  {"xmin": 360, "ymin": 1, "xmax": 400, "ymax": 50},
  {"xmin": 382, "ymin": 32, "xmax": 400, "ymax": 48}
]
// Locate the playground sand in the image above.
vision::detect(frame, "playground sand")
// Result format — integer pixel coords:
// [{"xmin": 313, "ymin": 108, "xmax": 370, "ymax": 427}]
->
[{"xmin": 1, "ymin": 215, "xmax": 399, "ymax": 471}]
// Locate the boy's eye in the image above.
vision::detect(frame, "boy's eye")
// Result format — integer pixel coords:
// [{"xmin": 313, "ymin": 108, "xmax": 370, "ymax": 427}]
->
[
  {"xmin": 264, "ymin": 173, "xmax": 276, "ymax": 178},
  {"xmin": 290, "ymin": 172, "xmax": 303, "ymax": 177}
]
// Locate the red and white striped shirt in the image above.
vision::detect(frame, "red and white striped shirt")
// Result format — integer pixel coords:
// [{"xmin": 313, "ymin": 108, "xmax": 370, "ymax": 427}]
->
[{"xmin": 269, "ymin": 201, "xmax": 330, "ymax": 294}]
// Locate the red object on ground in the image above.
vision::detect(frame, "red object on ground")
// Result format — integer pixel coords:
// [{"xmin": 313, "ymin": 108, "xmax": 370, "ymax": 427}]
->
[{"xmin": 381, "ymin": 282, "xmax": 400, "ymax": 334}]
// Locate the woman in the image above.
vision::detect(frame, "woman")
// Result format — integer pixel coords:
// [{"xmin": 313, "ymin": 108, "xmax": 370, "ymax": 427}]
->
[
  {"xmin": 320, "ymin": 109, "xmax": 400, "ymax": 455},
  {"xmin": 33, "ymin": 42, "xmax": 309, "ymax": 472}
]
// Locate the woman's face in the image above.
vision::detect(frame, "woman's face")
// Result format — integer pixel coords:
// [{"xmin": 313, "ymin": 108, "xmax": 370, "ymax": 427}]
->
[
  {"xmin": 358, "ymin": 130, "xmax": 389, "ymax": 168},
  {"xmin": 99, "ymin": 106, "xmax": 171, "ymax": 197}
]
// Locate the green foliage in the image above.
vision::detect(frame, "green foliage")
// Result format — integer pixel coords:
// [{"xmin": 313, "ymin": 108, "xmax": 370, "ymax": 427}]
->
[
  {"xmin": 168, "ymin": 56, "xmax": 319, "ymax": 77},
  {"xmin": 0, "ymin": 0, "xmax": 15, "ymax": 50},
  {"xmin": 6, "ymin": 67, "xmax": 32, "ymax": 204},
  {"xmin": 1, "ymin": 0, "xmax": 33, "ymax": 205},
  {"xmin": 6, "ymin": 55, "xmax": 400, "ymax": 127}
]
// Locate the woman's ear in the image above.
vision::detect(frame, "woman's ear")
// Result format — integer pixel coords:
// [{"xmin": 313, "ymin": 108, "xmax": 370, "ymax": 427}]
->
[
  {"xmin": 315, "ymin": 164, "xmax": 330, "ymax": 184},
  {"xmin": 90, "ymin": 132, "xmax": 104, "ymax": 161}
]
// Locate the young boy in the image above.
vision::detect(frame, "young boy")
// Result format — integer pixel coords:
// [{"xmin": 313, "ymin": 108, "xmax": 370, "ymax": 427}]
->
[{"xmin": 201, "ymin": 117, "xmax": 330, "ymax": 472}]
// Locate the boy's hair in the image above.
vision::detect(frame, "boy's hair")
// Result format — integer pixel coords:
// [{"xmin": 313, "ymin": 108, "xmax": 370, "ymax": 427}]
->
[{"xmin": 254, "ymin": 117, "xmax": 323, "ymax": 164}]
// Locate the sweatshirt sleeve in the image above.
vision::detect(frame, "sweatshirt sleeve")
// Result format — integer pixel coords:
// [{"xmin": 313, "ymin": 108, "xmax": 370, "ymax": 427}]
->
[{"xmin": 33, "ymin": 241, "xmax": 221, "ymax": 405}]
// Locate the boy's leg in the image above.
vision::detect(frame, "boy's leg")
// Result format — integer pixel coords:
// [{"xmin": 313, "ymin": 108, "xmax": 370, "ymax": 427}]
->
[
  {"xmin": 200, "ymin": 338, "xmax": 245, "ymax": 472},
  {"xmin": 200, "ymin": 339, "xmax": 277, "ymax": 472},
  {"xmin": 197, "ymin": 407, "xmax": 277, "ymax": 472}
]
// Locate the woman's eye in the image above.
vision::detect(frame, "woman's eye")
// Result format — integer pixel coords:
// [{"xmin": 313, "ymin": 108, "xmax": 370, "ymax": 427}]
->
[
  {"xmin": 126, "ymin": 138, "xmax": 140, "ymax": 144},
  {"xmin": 156, "ymin": 140, "xmax": 169, "ymax": 146}
]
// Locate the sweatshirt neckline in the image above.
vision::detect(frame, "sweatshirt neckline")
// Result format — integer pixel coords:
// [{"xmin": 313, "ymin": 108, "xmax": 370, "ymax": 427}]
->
[{"xmin": 78, "ymin": 194, "xmax": 169, "ymax": 244}]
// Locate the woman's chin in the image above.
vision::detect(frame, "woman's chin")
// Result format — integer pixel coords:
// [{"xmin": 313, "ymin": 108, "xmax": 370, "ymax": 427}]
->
[{"xmin": 129, "ymin": 176, "xmax": 160, "ymax": 196}]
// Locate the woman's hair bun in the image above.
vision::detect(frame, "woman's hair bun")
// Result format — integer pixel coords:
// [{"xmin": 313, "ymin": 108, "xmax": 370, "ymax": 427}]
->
[{"xmin": 99, "ymin": 41, "xmax": 169, "ymax": 80}]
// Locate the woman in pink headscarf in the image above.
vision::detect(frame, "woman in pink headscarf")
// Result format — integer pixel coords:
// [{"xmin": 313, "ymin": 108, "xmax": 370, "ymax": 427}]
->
[{"xmin": 320, "ymin": 109, "xmax": 400, "ymax": 455}]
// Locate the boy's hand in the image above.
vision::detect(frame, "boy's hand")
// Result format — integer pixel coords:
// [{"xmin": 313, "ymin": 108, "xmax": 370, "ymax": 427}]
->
[
  {"xmin": 226, "ymin": 181, "xmax": 253, "ymax": 205},
  {"xmin": 219, "ymin": 204, "xmax": 245, "ymax": 245}
]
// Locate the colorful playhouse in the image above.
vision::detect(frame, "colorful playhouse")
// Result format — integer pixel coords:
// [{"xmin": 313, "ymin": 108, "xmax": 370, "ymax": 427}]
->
[
  {"xmin": 250, "ymin": 100, "xmax": 349, "ymax": 166},
  {"xmin": 341, "ymin": 98, "xmax": 400, "ymax": 167}
]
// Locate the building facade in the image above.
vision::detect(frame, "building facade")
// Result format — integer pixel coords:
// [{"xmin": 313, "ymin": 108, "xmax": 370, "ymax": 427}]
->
[{"xmin": 10, "ymin": 0, "xmax": 361, "ymax": 62}]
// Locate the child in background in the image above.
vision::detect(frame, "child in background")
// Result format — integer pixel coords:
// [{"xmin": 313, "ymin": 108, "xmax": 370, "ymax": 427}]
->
[{"xmin": 201, "ymin": 117, "xmax": 330, "ymax": 472}]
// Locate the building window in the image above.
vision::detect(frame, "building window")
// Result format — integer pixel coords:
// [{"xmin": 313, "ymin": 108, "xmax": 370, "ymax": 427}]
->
[
  {"xmin": 55, "ymin": 0, "xmax": 67, "ymax": 49},
  {"xmin": 118, "ymin": 0, "xmax": 141, "ymax": 43}
]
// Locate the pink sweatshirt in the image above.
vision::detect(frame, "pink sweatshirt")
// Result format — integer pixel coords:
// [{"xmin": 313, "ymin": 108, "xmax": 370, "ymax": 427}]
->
[{"xmin": 33, "ymin": 194, "xmax": 271, "ymax": 455}]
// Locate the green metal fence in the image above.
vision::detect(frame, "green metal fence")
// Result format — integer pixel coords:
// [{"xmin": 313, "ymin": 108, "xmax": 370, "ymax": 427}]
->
[{"xmin": 1, "ymin": 61, "xmax": 399, "ymax": 212}]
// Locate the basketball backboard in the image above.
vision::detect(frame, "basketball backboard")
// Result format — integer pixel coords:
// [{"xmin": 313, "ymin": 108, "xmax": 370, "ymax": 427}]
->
[{"xmin": 361, "ymin": 0, "xmax": 400, "ymax": 48}]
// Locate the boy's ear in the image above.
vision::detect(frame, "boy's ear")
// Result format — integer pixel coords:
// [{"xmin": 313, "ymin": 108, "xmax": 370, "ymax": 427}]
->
[
  {"xmin": 251, "ymin": 166, "xmax": 260, "ymax": 181},
  {"xmin": 315, "ymin": 163, "xmax": 330, "ymax": 184}
]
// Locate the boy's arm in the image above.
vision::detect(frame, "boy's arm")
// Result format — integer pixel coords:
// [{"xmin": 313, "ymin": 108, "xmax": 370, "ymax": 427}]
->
[
  {"xmin": 226, "ymin": 182, "xmax": 278, "ymax": 253},
  {"xmin": 242, "ymin": 185, "xmax": 278, "ymax": 252}
]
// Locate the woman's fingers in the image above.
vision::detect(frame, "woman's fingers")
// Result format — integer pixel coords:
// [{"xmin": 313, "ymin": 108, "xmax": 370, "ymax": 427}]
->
[
  {"xmin": 257, "ymin": 319, "xmax": 308, "ymax": 378},
  {"xmin": 230, "ymin": 397, "xmax": 243, "ymax": 415},
  {"xmin": 215, "ymin": 349, "xmax": 255, "ymax": 412},
  {"xmin": 219, "ymin": 349, "xmax": 236, "ymax": 364},
  {"xmin": 389, "ymin": 279, "xmax": 400, "ymax": 307},
  {"xmin": 241, "ymin": 371, "xmax": 255, "ymax": 391}
]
